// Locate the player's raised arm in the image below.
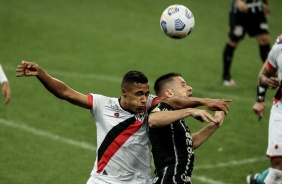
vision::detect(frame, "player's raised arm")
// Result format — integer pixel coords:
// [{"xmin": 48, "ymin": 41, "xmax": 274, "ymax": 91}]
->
[
  {"xmin": 16, "ymin": 61, "xmax": 90, "ymax": 109},
  {"xmin": 161, "ymin": 96, "xmax": 231, "ymax": 114},
  {"xmin": 148, "ymin": 105, "xmax": 217, "ymax": 128},
  {"xmin": 192, "ymin": 111, "xmax": 225, "ymax": 149}
]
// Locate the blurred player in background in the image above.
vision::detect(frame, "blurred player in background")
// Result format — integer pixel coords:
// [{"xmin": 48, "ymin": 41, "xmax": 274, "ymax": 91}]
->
[
  {"xmin": 148, "ymin": 73, "xmax": 226, "ymax": 184},
  {"xmin": 16, "ymin": 61, "xmax": 230, "ymax": 184},
  {"xmin": 0, "ymin": 64, "xmax": 11, "ymax": 104},
  {"xmin": 222, "ymin": 0, "xmax": 271, "ymax": 86},
  {"xmin": 249, "ymin": 34, "xmax": 282, "ymax": 184}
]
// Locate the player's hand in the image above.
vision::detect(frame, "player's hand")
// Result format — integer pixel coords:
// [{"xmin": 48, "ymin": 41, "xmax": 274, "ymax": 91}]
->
[
  {"xmin": 252, "ymin": 102, "xmax": 265, "ymax": 121},
  {"xmin": 267, "ymin": 77, "xmax": 280, "ymax": 89},
  {"xmin": 213, "ymin": 111, "xmax": 225, "ymax": 127},
  {"xmin": 263, "ymin": 4, "xmax": 271, "ymax": 17},
  {"xmin": 2, "ymin": 81, "xmax": 11, "ymax": 104},
  {"xmin": 203, "ymin": 98, "xmax": 231, "ymax": 115},
  {"xmin": 16, "ymin": 61, "xmax": 40, "ymax": 77},
  {"xmin": 190, "ymin": 108, "xmax": 217, "ymax": 123},
  {"xmin": 237, "ymin": 0, "xmax": 248, "ymax": 13}
]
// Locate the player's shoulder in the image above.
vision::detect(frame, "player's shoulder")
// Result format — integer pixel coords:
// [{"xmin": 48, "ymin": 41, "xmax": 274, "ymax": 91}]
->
[
  {"xmin": 270, "ymin": 44, "xmax": 282, "ymax": 55},
  {"xmin": 89, "ymin": 93, "xmax": 115, "ymax": 99},
  {"xmin": 275, "ymin": 34, "xmax": 282, "ymax": 44},
  {"xmin": 149, "ymin": 101, "xmax": 173, "ymax": 113},
  {"xmin": 271, "ymin": 35, "xmax": 282, "ymax": 49},
  {"xmin": 89, "ymin": 93, "xmax": 118, "ymax": 104}
]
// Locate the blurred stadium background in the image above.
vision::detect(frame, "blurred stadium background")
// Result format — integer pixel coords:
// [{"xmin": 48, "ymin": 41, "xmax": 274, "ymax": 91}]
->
[{"xmin": 0, "ymin": 0, "xmax": 281, "ymax": 183}]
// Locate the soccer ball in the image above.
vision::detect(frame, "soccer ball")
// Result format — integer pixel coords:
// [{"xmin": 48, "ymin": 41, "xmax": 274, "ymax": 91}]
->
[{"xmin": 160, "ymin": 4, "xmax": 195, "ymax": 39}]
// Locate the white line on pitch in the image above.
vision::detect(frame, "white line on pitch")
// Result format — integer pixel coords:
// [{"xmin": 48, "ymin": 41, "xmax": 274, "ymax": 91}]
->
[
  {"xmin": 0, "ymin": 118, "xmax": 96, "ymax": 151},
  {"xmin": 193, "ymin": 175, "xmax": 231, "ymax": 184},
  {"xmin": 194, "ymin": 156, "xmax": 267, "ymax": 170}
]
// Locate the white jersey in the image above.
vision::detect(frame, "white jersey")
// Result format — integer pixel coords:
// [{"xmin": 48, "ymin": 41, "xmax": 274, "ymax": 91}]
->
[
  {"xmin": 0, "ymin": 64, "xmax": 8, "ymax": 83},
  {"xmin": 266, "ymin": 36, "xmax": 282, "ymax": 104},
  {"xmin": 267, "ymin": 42, "xmax": 282, "ymax": 81},
  {"xmin": 265, "ymin": 35, "xmax": 282, "ymax": 157},
  {"xmin": 86, "ymin": 94, "xmax": 158, "ymax": 184}
]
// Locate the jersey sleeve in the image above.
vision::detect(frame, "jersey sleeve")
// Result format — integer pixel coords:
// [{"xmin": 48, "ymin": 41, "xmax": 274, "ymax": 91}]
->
[
  {"xmin": 148, "ymin": 102, "xmax": 173, "ymax": 115},
  {"xmin": 267, "ymin": 45, "xmax": 280, "ymax": 70},
  {"xmin": 87, "ymin": 93, "xmax": 109, "ymax": 115},
  {"xmin": 146, "ymin": 94, "xmax": 160, "ymax": 109},
  {"xmin": 0, "ymin": 64, "xmax": 8, "ymax": 83}
]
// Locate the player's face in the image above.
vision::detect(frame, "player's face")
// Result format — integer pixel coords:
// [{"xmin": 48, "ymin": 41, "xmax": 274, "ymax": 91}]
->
[
  {"xmin": 121, "ymin": 82, "xmax": 150, "ymax": 114},
  {"xmin": 172, "ymin": 76, "xmax": 192, "ymax": 97}
]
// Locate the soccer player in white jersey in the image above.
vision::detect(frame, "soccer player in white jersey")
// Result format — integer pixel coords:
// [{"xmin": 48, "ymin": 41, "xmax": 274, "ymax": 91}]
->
[
  {"xmin": 16, "ymin": 61, "xmax": 231, "ymax": 184},
  {"xmin": 0, "ymin": 64, "xmax": 11, "ymax": 104},
  {"xmin": 249, "ymin": 34, "xmax": 282, "ymax": 184}
]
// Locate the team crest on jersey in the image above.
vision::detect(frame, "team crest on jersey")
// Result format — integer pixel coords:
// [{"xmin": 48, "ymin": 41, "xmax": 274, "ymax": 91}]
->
[
  {"xmin": 151, "ymin": 107, "xmax": 161, "ymax": 113},
  {"xmin": 114, "ymin": 113, "xmax": 119, "ymax": 117}
]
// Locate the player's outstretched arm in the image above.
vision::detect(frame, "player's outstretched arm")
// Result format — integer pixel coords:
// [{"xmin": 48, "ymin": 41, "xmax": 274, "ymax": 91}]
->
[
  {"xmin": 148, "ymin": 106, "xmax": 216, "ymax": 128},
  {"xmin": 201, "ymin": 98, "xmax": 231, "ymax": 114},
  {"xmin": 16, "ymin": 61, "xmax": 90, "ymax": 109},
  {"xmin": 192, "ymin": 111, "xmax": 225, "ymax": 149},
  {"xmin": 162, "ymin": 96, "xmax": 231, "ymax": 114}
]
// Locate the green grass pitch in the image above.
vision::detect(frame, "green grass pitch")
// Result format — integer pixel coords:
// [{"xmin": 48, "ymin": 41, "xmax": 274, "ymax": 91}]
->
[{"xmin": 0, "ymin": 0, "xmax": 281, "ymax": 183}]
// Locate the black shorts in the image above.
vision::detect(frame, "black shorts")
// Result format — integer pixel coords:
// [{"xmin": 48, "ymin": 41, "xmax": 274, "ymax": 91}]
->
[
  {"xmin": 152, "ymin": 165, "xmax": 193, "ymax": 184},
  {"xmin": 228, "ymin": 10, "xmax": 269, "ymax": 42}
]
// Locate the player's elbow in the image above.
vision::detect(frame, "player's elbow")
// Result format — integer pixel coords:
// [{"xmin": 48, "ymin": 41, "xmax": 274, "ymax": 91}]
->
[
  {"xmin": 148, "ymin": 116, "xmax": 161, "ymax": 128},
  {"xmin": 148, "ymin": 120, "xmax": 159, "ymax": 128}
]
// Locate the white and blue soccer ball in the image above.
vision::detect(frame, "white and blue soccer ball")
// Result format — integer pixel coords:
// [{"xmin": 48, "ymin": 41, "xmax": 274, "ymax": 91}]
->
[{"xmin": 160, "ymin": 4, "xmax": 195, "ymax": 39}]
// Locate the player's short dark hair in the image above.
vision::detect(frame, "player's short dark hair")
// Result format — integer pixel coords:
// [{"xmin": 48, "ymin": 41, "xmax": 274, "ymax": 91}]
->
[
  {"xmin": 121, "ymin": 71, "xmax": 148, "ymax": 87},
  {"xmin": 154, "ymin": 72, "xmax": 182, "ymax": 95}
]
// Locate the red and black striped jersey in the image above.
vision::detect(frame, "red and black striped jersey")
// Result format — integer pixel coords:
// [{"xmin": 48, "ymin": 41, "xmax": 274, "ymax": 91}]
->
[{"xmin": 87, "ymin": 93, "xmax": 158, "ymax": 184}]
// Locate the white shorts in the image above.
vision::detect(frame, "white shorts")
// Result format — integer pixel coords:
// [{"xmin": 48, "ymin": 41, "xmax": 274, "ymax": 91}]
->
[
  {"xmin": 266, "ymin": 102, "xmax": 282, "ymax": 157},
  {"xmin": 86, "ymin": 175, "xmax": 152, "ymax": 184},
  {"xmin": 86, "ymin": 176, "xmax": 112, "ymax": 184}
]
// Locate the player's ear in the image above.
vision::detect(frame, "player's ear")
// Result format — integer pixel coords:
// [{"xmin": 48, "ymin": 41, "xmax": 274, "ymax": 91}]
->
[
  {"xmin": 121, "ymin": 88, "xmax": 126, "ymax": 97},
  {"xmin": 164, "ymin": 89, "xmax": 173, "ymax": 97}
]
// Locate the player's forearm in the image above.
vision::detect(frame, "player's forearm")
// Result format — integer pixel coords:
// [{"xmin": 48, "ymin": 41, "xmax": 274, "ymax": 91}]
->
[
  {"xmin": 36, "ymin": 68, "xmax": 70, "ymax": 100},
  {"xmin": 163, "ymin": 96, "xmax": 209, "ymax": 109},
  {"xmin": 259, "ymin": 73, "xmax": 270, "ymax": 87},
  {"xmin": 36, "ymin": 67, "xmax": 89, "ymax": 109},
  {"xmin": 149, "ymin": 108, "xmax": 193, "ymax": 128},
  {"xmin": 192, "ymin": 123, "xmax": 219, "ymax": 149}
]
